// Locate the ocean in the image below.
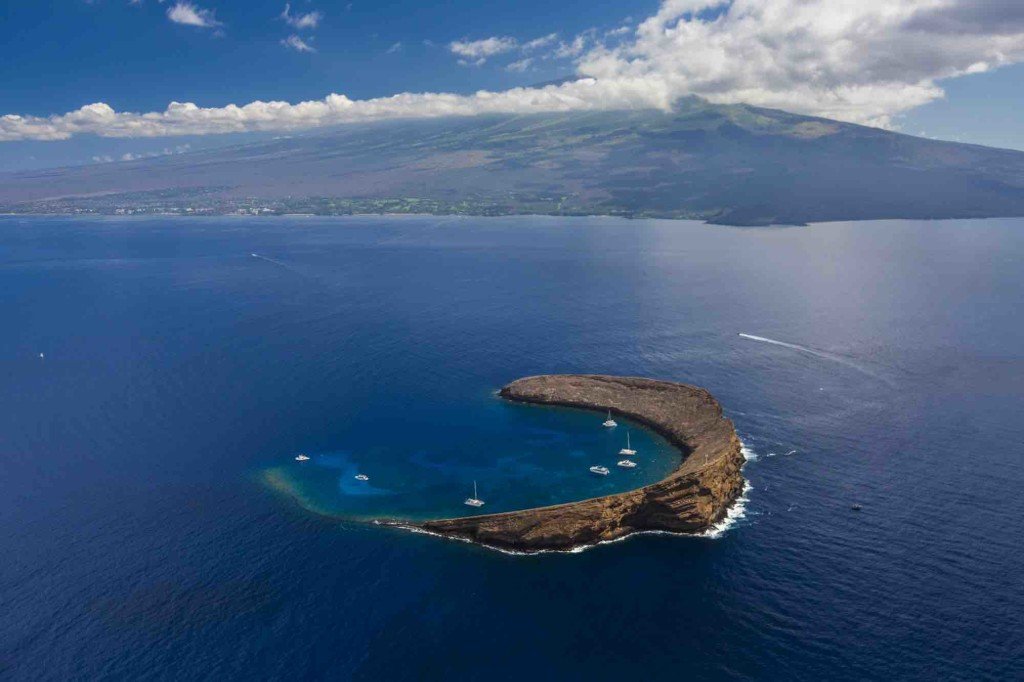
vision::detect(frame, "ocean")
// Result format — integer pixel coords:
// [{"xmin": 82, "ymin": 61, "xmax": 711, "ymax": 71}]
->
[{"xmin": 1, "ymin": 215, "xmax": 1021, "ymax": 680}]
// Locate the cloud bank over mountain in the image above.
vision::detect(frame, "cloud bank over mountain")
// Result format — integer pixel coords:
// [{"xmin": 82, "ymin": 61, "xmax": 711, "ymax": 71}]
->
[
  {"xmin": 578, "ymin": 0, "xmax": 1024, "ymax": 128},
  {"xmin": 3, "ymin": 0, "xmax": 1024, "ymax": 141}
]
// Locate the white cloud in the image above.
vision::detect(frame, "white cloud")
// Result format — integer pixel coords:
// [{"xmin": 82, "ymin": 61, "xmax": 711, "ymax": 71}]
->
[
  {"xmin": 506, "ymin": 58, "xmax": 533, "ymax": 73},
  {"xmin": 553, "ymin": 34, "xmax": 588, "ymax": 59},
  {"xmin": 281, "ymin": 34, "xmax": 315, "ymax": 53},
  {"xmin": 577, "ymin": 0, "xmax": 1024, "ymax": 128},
  {"xmin": 449, "ymin": 32, "xmax": 568, "ymax": 66},
  {"xmin": 91, "ymin": 144, "xmax": 191, "ymax": 165},
  {"xmin": 522, "ymin": 33, "xmax": 558, "ymax": 51},
  {"xmin": 7, "ymin": 1, "xmax": 1024, "ymax": 141},
  {"xmin": 281, "ymin": 3, "xmax": 322, "ymax": 30},
  {"xmin": 448, "ymin": 36, "xmax": 518, "ymax": 64},
  {"xmin": 386, "ymin": 41, "xmax": 403, "ymax": 54},
  {"xmin": 0, "ymin": 81, "xmax": 665, "ymax": 141},
  {"xmin": 166, "ymin": 2, "xmax": 221, "ymax": 28}
]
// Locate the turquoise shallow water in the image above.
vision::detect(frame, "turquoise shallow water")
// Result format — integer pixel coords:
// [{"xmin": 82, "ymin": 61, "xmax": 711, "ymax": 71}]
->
[
  {"xmin": 265, "ymin": 400, "xmax": 679, "ymax": 521},
  {"xmin": 1, "ymin": 215, "xmax": 1022, "ymax": 680}
]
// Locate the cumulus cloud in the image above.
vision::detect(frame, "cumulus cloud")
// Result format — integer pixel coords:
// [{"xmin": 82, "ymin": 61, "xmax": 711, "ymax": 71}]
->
[
  {"xmin": 452, "ymin": 30, "xmax": 581, "ymax": 66},
  {"xmin": 7, "ymin": 0, "xmax": 1024, "ymax": 141},
  {"xmin": 91, "ymin": 144, "xmax": 191, "ymax": 164},
  {"xmin": 166, "ymin": 2, "xmax": 221, "ymax": 28},
  {"xmin": 281, "ymin": 3, "xmax": 322, "ymax": 30},
  {"xmin": 522, "ymin": 33, "xmax": 558, "ymax": 51},
  {"xmin": 553, "ymin": 34, "xmax": 588, "ymax": 59},
  {"xmin": 450, "ymin": 31, "xmax": 570, "ymax": 66},
  {"xmin": 506, "ymin": 58, "xmax": 534, "ymax": 73},
  {"xmin": 577, "ymin": 0, "xmax": 1024, "ymax": 127},
  {"xmin": 0, "ymin": 81, "xmax": 665, "ymax": 141},
  {"xmin": 448, "ymin": 36, "xmax": 518, "ymax": 64},
  {"xmin": 281, "ymin": 34, "xmax": 315, "ymax": 52}
]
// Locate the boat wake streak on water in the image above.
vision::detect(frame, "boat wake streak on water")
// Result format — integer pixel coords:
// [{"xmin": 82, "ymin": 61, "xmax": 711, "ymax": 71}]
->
[
  {"xmin": 737, "ymin": 333, "xmax": 891, "ymax": 385},
  {"xmin": 250, "ymin": 252, "xmax": 347, "ymax": 290},
  {"xmin": 250, "ymin": 253, "xmax": 291, "ymax": 268}
]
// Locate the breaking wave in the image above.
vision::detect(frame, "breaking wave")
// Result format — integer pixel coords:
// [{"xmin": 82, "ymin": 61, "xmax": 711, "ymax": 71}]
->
[
  {"xmin": 385, "ymin": 453, "xmax": 757, "ymax": 555},
  {"xmin": 700, "ymin": 480, "xmax": 753, "ymax": 539},
  {"xmin": 741, "ymin": 442, "xmax": 759, "ymax": 462}
]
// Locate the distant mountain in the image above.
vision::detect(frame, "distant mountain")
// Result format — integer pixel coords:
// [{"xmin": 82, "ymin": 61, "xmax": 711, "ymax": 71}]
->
[{"xmin": 4, "ymin": 97, "xmax": 1024, "ymax": 226}]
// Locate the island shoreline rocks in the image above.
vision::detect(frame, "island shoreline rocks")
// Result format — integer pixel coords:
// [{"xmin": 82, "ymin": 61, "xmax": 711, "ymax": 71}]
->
[{"xmin": 379, "ymin": 374, "xmax": 747, "ymax": 554}]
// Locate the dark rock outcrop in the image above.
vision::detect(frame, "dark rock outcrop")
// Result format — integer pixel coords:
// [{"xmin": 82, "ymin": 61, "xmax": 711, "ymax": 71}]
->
[{"xmin": 391, "ymin": 374, "xmax": 745, "ymax": 553}]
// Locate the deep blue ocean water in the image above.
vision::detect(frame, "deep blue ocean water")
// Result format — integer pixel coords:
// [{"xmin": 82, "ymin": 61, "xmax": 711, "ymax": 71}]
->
[{"xmin": 1, "ymin": 215, "xmax": 1022, "ymax": 680}]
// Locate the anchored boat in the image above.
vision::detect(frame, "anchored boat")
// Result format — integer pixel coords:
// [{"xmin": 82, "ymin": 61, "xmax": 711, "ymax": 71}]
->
[
  {"xmin": 618, "ymin": 432, "xmax": 637, "ymax": 457},
  {"xmin": 464, "ymin": 481, "xmax": 485, "ymax": 507}
]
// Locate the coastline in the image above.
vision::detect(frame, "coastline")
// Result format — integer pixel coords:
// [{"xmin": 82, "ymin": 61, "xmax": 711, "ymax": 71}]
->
[{"xmin": 380, "ymin": 374, "xmax": 747, "ymax": 553}]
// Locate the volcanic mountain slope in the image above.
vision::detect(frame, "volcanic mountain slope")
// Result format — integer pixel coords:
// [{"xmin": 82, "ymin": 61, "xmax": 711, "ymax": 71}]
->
[{"xmin": 5, "ymin": 97, "xmax": 1024, "ymax": 226}]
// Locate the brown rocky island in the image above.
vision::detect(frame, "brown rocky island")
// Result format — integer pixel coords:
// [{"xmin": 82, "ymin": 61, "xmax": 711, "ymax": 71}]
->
[{"xmin": 385, "ymin": 374, "xmax": 746, "ymax": 553}]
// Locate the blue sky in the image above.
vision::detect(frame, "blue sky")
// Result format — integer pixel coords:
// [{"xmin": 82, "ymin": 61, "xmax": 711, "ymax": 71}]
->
[
  {"xmin": 0, "ymin": 0, "xmax": 648, "ymax": 169},
  {"xmin": 2, "ymin": 0, "xmax": 1024, "ymax": 171},
  {"xmin": 0, "ymin": 0, "xmax": 638, "ymax": 115}
]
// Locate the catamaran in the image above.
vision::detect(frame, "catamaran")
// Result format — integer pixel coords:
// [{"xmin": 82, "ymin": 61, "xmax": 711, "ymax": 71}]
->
[
  {"xmin": 294, "ymin": 454, "xmax": 310, "ymax": 461},
  {"xmin": 589, "ymin": 465, "xmax": 610, "ymax": 476},
  {"xmin": 619, "ymin": 432, "xmax": 637, "ymax": 457},
  {"xmin": 354, "ymin": 474, "xmax": 369, "ymax": 481},
  {"xmin": 617, "ymin": 459, "xmax": 637, "ymax": 468},
  {"xmin": 464, "ymin": 481, "xmax": 485, "ymax": 507},
  {"xmin": 602, "ymin": 410, "xmax": 617, "ymax": 428}
]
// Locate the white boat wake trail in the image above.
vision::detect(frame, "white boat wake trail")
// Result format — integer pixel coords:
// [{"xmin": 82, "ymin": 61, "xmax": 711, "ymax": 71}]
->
[
  {"xmin": 249, "ymin": 252, "xmax": 319, "ymax": 281},
  {"xmin": 738, "ymin": 333, "xmax": 889, "ymax": 384},
  {"xmin": 250, "ymin": 253, "xmax": 289, "ymax": 268}
]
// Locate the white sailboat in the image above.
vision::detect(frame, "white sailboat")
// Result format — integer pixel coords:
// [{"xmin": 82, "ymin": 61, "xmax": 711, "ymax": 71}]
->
[
  {"xmin": 617, "ymin": 459, "xmax": 637, "ymax": 468},
  {"xmin": 602, "ymin": 410, "xmax": 617, "ymax": 428},
  {"xmin": 294, "ymin": 454, "xmax": 310, "ymax": 461},
  {"xmin": 354, "ymin": 474, "xmax": 369, "ymax": 481},
  {"xmin": 619, "ymin": 432, "xmax": 637, "ymax": 457},
  {"xmin": 589, "ymin": 465, "xmax": 610, "ymax": 475},
  {"xmin": 464, "ymin": 480, "xmax": 485, "ymax": 507}
]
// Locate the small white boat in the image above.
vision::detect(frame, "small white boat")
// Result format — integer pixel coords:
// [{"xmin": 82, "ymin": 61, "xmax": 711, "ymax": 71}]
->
[
  {"xmin": 464, "ymin": 480, "xmax": 485, "ymax": 507},
  {"xmin": 294, "ymin": 454, "xmax": 310, "ymax": 462},
  {"xmin": 589, "ymin": 465, "xmax": 610, "ymax": 476},
  {"xmin": 354, "ymin": 474, "xmax": 369, "ymax": 481},
  {"xmin": 602, "ymin": 410, "xmax": 617, "ymax": 428},
  {"xmin": 617, "ymin": 459, "xmax": 637, "ymax": 468},
  {"xmin": 619, "ymin": 432, "xmax": 637, "ymax": 457}
]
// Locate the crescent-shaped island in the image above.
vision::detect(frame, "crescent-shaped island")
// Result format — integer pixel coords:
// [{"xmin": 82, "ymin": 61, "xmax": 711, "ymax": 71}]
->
[{"xmin": 380, "ymin": 374, "xmax": 747, "ymax": 553}]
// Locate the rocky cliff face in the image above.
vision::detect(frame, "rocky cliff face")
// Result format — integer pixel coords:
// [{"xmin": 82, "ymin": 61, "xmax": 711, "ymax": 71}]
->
[{"xmin": 398, "ymin": 374, "xmax": 746, "ymax": 552}]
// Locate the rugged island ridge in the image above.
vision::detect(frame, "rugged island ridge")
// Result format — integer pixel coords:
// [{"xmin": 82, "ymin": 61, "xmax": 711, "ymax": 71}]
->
[
  {"xmin": 393, "ymin": 374, "xmax": 746, "ymax": 552},
  {"xmin": 8, "ymin": 103, "xmax": 1024, "ymax": 226}
]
